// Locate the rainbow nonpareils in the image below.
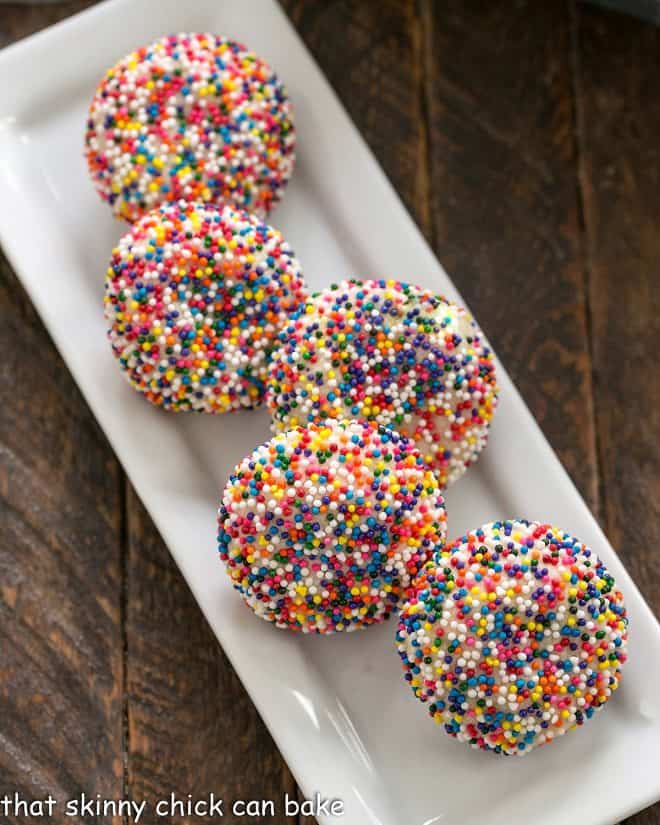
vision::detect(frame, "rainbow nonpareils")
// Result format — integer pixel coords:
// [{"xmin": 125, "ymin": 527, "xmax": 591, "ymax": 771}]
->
[
  {"xmin": 218, "ymin": 419, "xmax": 447, "ymax": 633},
  {"xmin": 104, "ymin": 200, "xmax": 306, "ymax": 412},
  {"xmin": 266, "ymin": 279, "xmax": 499, "ymax": 488},
  {"xmin": 86, "ymin": 33, "xmax": 295, "ymax": 221},
  {"xmin": 396, "ymin": 519, "xmax": 628, "ymax": 755}
]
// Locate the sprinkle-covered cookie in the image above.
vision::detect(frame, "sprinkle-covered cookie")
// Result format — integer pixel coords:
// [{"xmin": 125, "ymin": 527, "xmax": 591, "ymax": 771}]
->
[
  {"xmin": 104, "ymin": 200, "xmax": 306, "ymax": 412},
  {"xmin": 266, "ymin": 279, "xmax": 499, "ymax": 488},
  {"xmin": 86, "ymin": 33, "xmax": 295, "ymax": 221},
  {"xmin": 218, "ymin": 419, "xmax": 447, "ymax": 633},
  {"xmin": 396, "ymin": 519, "xmax": 628, "ymax": 755}
]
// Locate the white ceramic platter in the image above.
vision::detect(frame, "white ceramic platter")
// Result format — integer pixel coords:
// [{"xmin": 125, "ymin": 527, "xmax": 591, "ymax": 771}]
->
[{"xmin": 1, "ymin": 1, "xmax": 659, "ymax": 823}]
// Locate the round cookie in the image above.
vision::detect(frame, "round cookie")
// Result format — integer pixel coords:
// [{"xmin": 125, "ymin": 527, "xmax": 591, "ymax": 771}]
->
[
  {"xmin": 266, "ymin": 279, "xmax": 499, "ymax": 488},
  {"xmin": 104, "ymin": 200, "xmax": 306, "ymax": 413},
  {"xmin": 85, "ymin": 33, "xmax": 295, "ymax": 222},
  {"xmin": 396, "ymin": 519, "xmax": 628, "ymax": 755},
  {"xmin": 218, "ymin": 419, "xmax": 447, "ymax": 633}
]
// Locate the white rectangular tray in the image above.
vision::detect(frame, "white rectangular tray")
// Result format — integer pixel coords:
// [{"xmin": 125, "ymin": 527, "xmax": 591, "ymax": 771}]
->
[{"xmin": 1, "ymin": 2, "xmax": 659, "ymax": 823}]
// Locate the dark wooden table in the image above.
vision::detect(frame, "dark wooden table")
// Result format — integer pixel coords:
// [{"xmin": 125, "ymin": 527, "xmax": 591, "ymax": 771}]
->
[{"xmin": 1, "ymin": 2, "xmax": 658, "ymax": 824}]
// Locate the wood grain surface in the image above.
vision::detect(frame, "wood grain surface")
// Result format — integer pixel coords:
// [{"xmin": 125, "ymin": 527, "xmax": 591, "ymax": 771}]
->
[
  {"xmin": 0, "ymin": 252, "xmax": 124, "ymax": 824},
  {"xmin": 0, "ymin": 2, "xmax": 658, "ymax": 825},
  {"xmin": 575, "ymin": 1, "xmax": 660, "ymax": 624}
]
